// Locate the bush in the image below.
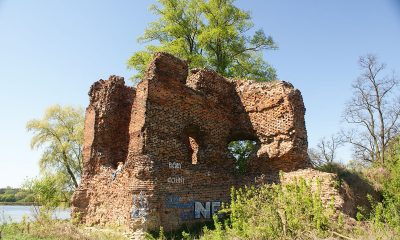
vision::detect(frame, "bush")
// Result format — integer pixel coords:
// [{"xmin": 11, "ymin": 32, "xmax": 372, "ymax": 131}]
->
[
  {"xmin": 23, "ymin": 174, "xmax": 72, "ymax": 210},
  {"xmin": 366, "ymin": 139, "xmax": 400, "ymax": 236},
  {"xmin": 200, "ymin": 176, "xmax": 346, "ymax": 239}
]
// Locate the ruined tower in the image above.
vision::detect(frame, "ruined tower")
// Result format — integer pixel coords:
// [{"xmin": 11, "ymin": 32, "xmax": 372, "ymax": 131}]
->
[{"xmin": 71, "ymin": 53, "xmax": 310, "ymax": 232}]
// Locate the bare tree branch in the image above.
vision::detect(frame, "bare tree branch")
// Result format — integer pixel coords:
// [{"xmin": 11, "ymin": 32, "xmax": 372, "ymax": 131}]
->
[
  {"xmin": 341, "ymin": 54, "xmax": 400, "ymax": 165},
  {"xmin": 309, "ymin": 134, "xmax": 343, "ymax": 167}
]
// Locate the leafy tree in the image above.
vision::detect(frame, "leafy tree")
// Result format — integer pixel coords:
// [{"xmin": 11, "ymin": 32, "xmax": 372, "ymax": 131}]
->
[
  {"xmin": 128, "ymin": 0, "xmax": 205, "ymax": 82},
  {"xmin": 199, "ymin": 0, "xmax": 277, "ymax": 80},
  {"xmin": 14, "ymin": 190, "xmax": 32, "ymax": 202},
  {"xmin": 128, "ymin": 0, "xmax": 277, "ymax": 82},
  {"xmin": 0, "ymin": 188, "xmax": 34, "ymax": 203},
  {"xmin": 228, "ymin": 140, "xmax": 257, "ymax": 174},
  {"xmin": 23, "ymin": 173, "xmax": 71, "ymax": 209},
  {"xmin": 3, "ymin": 187, "xmax": 17, "ymax": 195},
  {"xmin": 26, "ymin": 105, "xmax": 84, "ymax": 189},
  {"xmin": 341, "ymin": 55, "xmax": 400, "ymax": 165},
  {"xmin": 0, "ymin": 194, "xmax": 16, "ymax": 202}
]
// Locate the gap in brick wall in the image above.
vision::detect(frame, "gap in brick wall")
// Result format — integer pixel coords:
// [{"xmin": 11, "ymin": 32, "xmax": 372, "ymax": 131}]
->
[{"xmin": 228, "ymin": 140, "xmax": 258, "ymax": 174}]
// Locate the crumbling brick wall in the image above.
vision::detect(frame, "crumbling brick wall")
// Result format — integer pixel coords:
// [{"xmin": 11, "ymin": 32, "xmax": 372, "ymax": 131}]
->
[{"xmin": 71, "ymin": 53, "xmax": 310, "ymax": 232}]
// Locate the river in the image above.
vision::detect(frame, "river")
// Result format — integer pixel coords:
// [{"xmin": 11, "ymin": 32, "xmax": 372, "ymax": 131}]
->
[{"xmin": 0, "ymin": 205, "xmax": 70, "ymax": 223}]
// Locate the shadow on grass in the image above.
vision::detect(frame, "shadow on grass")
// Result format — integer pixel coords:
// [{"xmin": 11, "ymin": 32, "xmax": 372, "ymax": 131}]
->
[
  {"xmin": 316, "ymin": 162, "xmax": 382, "ymax": 217},
  {"xmin": 147, "ymin": 220, "xmax": 215, "ymax": 240}
]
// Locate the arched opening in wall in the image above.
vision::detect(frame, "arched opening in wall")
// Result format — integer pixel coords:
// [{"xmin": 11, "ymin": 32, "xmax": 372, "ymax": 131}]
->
[
  {"xmin": 184, "ymin": 125, "xmax": 202, "ymax": 165},
  {"xmin": 188, "ymin": 136, "xmax": 199, "ymax": 164},
  {"xmin": 228, "ymin": 140, "xmax": 258, "ymax": 174}
]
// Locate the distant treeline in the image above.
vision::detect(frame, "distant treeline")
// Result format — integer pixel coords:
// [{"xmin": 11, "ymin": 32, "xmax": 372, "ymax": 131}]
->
[{"xmin": 0, "ymin": 187, "xmax": 34, "ymax": 203}]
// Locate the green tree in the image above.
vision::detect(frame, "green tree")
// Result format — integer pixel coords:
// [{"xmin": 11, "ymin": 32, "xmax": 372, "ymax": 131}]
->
[
  {"xmin": 26, "ymin": 105, "xmax": 84, "ymax": 189},
  {"xmin": 14, "ymin": 190, "xmax": 30, "ymax": 202},
  {"xmin": 228, "ymin": 140, "xmax": 257, "ymax": 174},
  {"xmin": 128, "ymin": 0, "xmax": 277, "ymax": 82},
  {"xmin": 3, "ymin": 187, "xmax": 17, "ymax": 195},
  {"xmin": 0, "ymin": 194, "xmax": 16, "ymax": 202},
  {"xmin": 199, "ymin": 0, "xmax": 277, "ymax": 80},
  {"xmin": 23, "ymin": 173, "xmax": 71, "ymax": 209},
  {"xmin": 128, "ymin": 0, "xmax": 205, "ymax": 81}
]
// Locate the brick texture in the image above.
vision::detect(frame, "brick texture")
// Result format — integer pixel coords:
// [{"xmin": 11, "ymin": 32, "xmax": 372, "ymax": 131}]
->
[{"xmin": 71, "ymin": 53, "xmax": 311, "ymax": 233}]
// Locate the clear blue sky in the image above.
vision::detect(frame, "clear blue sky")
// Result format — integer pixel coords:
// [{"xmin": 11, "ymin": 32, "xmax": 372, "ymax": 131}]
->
[{"xmin": 0, "ymin": 0, "xmax": 399, "ymax": 188}]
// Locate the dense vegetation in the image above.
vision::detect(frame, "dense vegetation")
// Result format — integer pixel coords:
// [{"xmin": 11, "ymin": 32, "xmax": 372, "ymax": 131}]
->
[
  {"xmin": 201, "ymin": 179, "xmax": 342, "ymax": 239},
  {"xmin": 0, "ymin": 188, "xmax": 33, "ymax": 204},
  {"xmin": 128, "ymin": 0, "xmax": 277, "ymax": 82}
]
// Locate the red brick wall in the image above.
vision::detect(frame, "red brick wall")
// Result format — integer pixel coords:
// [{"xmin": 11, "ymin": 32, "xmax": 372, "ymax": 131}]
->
[{"xmin": 71, "ymin": 53, "xmax": 310, "ymax": 232}]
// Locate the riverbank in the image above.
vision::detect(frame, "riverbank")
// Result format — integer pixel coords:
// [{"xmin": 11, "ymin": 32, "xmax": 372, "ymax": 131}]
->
[
  {"xmin": 0, "ymin": 202, "xmax": 36, "ymax": 206},
  {"xmin": 0, "ymin": 205, "xmax": 70, "ymax": 224}
]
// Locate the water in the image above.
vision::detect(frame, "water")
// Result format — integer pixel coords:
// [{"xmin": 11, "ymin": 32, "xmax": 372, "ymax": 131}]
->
[{"xmin": 0, "ymin": 205, "xmax": 70, "ymax": 223}]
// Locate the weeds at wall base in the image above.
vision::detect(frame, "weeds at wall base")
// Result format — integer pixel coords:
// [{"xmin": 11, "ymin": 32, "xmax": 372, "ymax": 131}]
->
[{"xmin": 146, "ymin": 221, "xmax": 216, "ymax": 240}]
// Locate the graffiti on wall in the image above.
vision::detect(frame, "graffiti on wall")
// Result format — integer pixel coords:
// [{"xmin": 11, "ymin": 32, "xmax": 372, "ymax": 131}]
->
[
  {"xmin": 167, "ymin": 161, "xmax": 185, "ymax": 184},
  {"xmin": 169, "ymin": 162, "xmax": 182, "ymax": 169},
  {"xmin": 165, "ymin": 195, "xmax": 221, "ymax": 221},
  {"xmin": 166, "ymin": 195, "xmax": 193, "ymax": 209},
  {"xmin": 131, "ymin": 191, "xmax": 149, "ymax": 219},
  {"xmin": 194, "ymin": 201, "xmax": 221, "ymax": 219},
  {"xmin": 166, "ymin": 161, "xmax": 221, "ymax": 221},
  {"xmin": 167, "ymin": 176, "xmax": 185, "ymax": 184}
]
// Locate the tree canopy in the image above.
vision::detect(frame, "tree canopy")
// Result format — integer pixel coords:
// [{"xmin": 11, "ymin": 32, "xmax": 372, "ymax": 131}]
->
[
  {"xmin": 228, "ymin": 140, "xmax": 257, "ymax": 174},
  {"xmin": 26, "ymin": 105, "xmax": 84, "ymax": 189},
  {"xmin": 128, "ymin": 0, "xmax": 277, "ymax": 82}
]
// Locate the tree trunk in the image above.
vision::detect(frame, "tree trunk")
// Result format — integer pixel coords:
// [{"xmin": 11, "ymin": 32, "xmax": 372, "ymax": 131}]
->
[{"xmin": 62, "ymin": 152, "xmax": 78, "ymax": 188}]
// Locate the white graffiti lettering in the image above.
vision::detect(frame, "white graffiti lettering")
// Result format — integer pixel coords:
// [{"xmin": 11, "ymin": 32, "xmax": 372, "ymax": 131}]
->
[
  {"xmin": 194, "ymin": 201, "xmax": 221, "ymax": 219},
  {"xmin": 168, "ymin": 162, "xmax": 182, "ymax": 169},
  {"xmin": 167, "ymin": 176, "xmax": 185, "ymax": 184}
]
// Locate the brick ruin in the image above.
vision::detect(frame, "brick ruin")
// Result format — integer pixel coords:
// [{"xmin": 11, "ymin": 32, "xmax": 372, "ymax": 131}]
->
[{"xmin": 71, "ymin": 52, "xmax": 311, "ymax": 233}]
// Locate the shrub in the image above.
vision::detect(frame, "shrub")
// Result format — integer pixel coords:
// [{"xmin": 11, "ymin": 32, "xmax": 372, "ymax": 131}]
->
[
  {"xmin": 367, "ymin": 139, "xmax": 400, "ymax": 236},
  {"xmin": 200, "ymin": 176, "xmax": 346, "ymax": 240}
]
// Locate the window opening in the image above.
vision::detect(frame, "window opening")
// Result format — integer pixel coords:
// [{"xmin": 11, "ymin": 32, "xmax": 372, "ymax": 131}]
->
[
  {"xmin": 228, "ymin": 140, "xmax": 257, "ymax": 174},
  {"xmin": 189, "ymin": 136, "xmax": 199, "ymax": 164}
]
